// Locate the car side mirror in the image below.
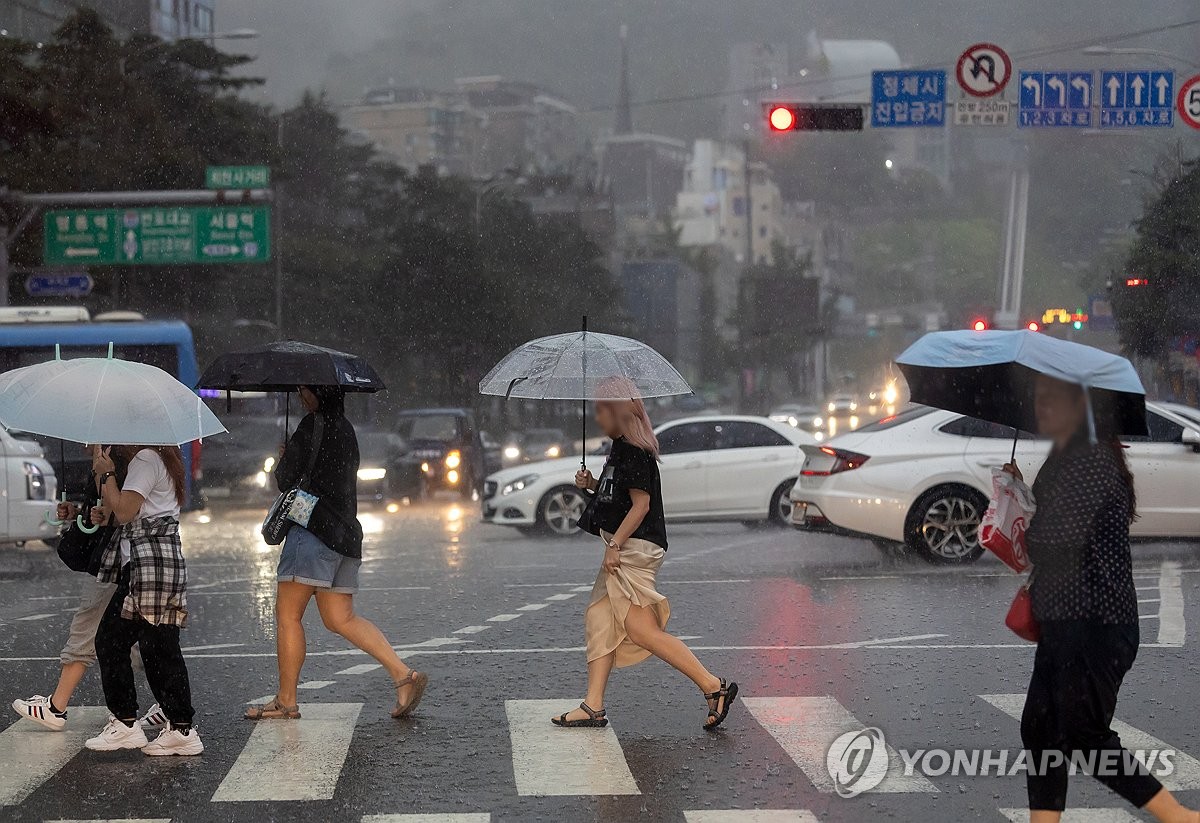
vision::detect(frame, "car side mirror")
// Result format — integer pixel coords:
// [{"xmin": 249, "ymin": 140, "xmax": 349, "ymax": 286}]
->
[{"xmin": 1184, "ymin": 428, "xmax": 1200, "ymax": 453}]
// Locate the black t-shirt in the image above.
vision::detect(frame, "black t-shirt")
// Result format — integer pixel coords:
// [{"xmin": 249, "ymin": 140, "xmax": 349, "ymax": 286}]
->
[{"xmin": 591, "ymin": 437, "xmax": 668, "ymax": 550}]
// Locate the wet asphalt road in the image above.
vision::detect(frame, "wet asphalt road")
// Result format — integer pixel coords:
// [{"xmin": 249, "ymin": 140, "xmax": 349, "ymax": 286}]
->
[{"xmin": 0, "ymin": 498, "xmax": 1197, "ymax": 823}]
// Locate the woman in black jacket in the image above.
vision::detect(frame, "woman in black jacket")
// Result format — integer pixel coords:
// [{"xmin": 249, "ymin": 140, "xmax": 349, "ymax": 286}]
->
[
  {"xmin": 1009, "ymin": 375, "xmax": 1198, "ymax": 823},
  {"xmin": 246, "ymin": 386, "xmax": 428, "ymax": 720}
]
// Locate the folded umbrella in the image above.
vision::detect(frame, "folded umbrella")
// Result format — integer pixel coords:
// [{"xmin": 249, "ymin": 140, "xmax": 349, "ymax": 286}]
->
[
  {"xmin": 198, "ymin": 341, "xmax": 386, "ymax": 393},
  {"xmin": 895, "ymin": 329, "xmax": 1147, "ymax": 439}
]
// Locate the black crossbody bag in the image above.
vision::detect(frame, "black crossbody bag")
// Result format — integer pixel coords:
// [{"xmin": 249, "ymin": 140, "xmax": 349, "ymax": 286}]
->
[
  {"xmin": 261, "ymin": 415, "xmax": 325, "ymax": 545},
  {"xmin": 57, "ymin": 505, "xmax": 118, "ymax": 575}
]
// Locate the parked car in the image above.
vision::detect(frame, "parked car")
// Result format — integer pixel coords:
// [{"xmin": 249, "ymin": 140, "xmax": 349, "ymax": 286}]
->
[
  {"xmin": 0, "ymin": 428, "xmax": 58, "ymax": 546},
  {"xmin": 395, "ymin": 408, "xmax": 487, "ymax": 497},
  {"xmin": 791, "ymin": 403, "xmax": 1200, "ymax": 564},
  {"xmin": 501, "ymin": 427, "xmax": 571, "ymax": 466},
  {"xmin": 482, "ymin": 415, "xmax": 814, "ymax": 536}
]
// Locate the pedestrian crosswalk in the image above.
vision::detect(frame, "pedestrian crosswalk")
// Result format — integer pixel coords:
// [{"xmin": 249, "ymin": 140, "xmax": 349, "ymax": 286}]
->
[{"xmin": 1, "ymin": 693, "xmax": 1194, "ymax": 818}]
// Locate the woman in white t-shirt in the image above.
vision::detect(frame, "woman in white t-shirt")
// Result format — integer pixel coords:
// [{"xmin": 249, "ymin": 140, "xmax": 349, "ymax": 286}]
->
[{"xmin": 86, "ymin": 445, "xmax": 203, "ymax": 757}]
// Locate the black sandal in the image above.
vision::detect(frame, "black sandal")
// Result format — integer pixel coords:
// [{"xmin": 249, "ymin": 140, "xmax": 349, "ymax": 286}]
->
[
  {"xmin": 551, "ymin": 702, "xmax": 608, "ymax": 728},
  {"xmin": 704, "ymin": 679, "xmax": 739, "ymax": 730}
]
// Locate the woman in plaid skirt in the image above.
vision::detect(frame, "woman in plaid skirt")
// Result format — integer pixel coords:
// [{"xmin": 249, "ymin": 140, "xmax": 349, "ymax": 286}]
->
[{"xmin": 85, "ymin": 444, "xmax": 203, "ymax": 756}]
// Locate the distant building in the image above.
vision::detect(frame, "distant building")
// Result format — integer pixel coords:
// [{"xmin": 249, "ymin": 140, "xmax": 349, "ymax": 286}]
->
[
  {"xmin": 722, "ymin": 41, "xmax": 792, "ymax": 140},
  {"xmin": 0, "ymin": 0, "xmax": 215, "ymax": 42},
  {"xmin": 342, "ymin": 85, "xmax": 478, "ymax": 175},
  {"xmin": 619, "ymin": 259, "xmax": 703, "ymax": 381},
  {"xmin": 597, "ymin": 133, "xmax": 690, "ymax": 219}
]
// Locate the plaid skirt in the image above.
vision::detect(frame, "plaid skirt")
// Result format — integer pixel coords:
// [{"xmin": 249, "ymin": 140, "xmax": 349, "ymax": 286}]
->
[{"xmin": 96, "ymin": 515, "xmax": 188, "ymax": 628}]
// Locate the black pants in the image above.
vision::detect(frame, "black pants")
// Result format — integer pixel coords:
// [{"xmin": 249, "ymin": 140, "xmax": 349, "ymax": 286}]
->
[
  {"xmin": 95, "ymin": 567, "xmax": 194, "ymax": 727},
  {"xmin": 1021, "ymin": 620, "xmax": 1162, "ymax": 811}
]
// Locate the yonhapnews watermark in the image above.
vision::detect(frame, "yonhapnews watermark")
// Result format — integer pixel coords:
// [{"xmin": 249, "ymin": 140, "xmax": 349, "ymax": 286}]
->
[{"xmin": 826, "ymin": 727, "xmax": 1177, "ymax": 799}]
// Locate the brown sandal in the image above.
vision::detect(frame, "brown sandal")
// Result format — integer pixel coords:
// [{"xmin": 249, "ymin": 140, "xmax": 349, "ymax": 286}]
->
[
  {"xmin": 244, "ymin": 697, "xmax": 301, "ymax": 720},
  {"xmin": 391, "ymin": 671, "xmax": 429, "ymax": 718}
]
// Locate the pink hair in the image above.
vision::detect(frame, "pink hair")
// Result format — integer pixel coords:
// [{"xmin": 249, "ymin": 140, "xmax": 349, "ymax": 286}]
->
[{"xmin": 596, "ymin": 376, "xmax": 660, "ymax": 459}]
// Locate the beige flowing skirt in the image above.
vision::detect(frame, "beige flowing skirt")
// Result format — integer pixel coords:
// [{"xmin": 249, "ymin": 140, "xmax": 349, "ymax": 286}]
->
[{"xmin": 585, "ymin": 532, "xmax": 671, "ymax": 667}]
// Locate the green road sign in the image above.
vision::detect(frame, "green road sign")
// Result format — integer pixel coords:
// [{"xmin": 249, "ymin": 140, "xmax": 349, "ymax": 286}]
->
[
  {"xmin": 206, "ymin": 165, "xmax": 270, "ymax": 189},
  {"xmin": 44, "ymin": 206, "xmax": 271, "ymax": 266}
]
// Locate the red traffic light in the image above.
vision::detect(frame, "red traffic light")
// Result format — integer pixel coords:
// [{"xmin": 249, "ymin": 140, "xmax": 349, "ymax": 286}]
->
[
  {"xmin": 1026, "ymin": 321, "xmax": 1040, "ymax": 332},
  {"xmin": 972, "ymin": 319, "xmax": 988, "ymax": 332},
  {"xmin": 768, "ymin": 106, "xmax": 797, "ymax": 131}
]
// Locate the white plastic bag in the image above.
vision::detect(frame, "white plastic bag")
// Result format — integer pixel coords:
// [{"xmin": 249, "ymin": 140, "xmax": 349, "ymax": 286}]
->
[{"xmin": 979, "ymin": 467, "xmax": 1036, "ymax": 573}]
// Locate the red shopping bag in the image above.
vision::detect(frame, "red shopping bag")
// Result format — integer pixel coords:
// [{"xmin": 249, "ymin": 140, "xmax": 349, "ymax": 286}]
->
[
  {"xmin": 1006, "ymin": 581, "xmax": 1040, "ymax": 642},
  {"xmin": 979, "ymin": 468, "xmax": 1035, "ymax": 573}
]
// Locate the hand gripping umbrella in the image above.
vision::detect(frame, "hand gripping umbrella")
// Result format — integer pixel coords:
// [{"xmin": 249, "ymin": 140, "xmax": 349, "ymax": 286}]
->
[{"xmin": 479, "ymin": 316, "xmax": 693, "ymax": 469}]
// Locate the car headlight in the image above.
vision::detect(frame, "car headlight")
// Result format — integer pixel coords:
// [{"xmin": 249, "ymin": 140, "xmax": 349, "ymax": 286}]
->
[
  {"xmin": 545, "ymin": 445, "xmax": 561, "ymax": 458},
  {"xmin": 358, "ymin": 467, "xmax": 387, "ymax": 481},
  {"xmin": 503, "ymin": 445, "xmax": 521, "ymax": 460},
  {"xmin": 446, "ymin": 469, "xmax": 460, "ymax": 484},
  {"xmin": 813, "ymin": 416, "xmax": 824, "ymax": 428},
  {"xmin": 786, "ymin": 416, "xmax": 798, "ymax": 428},
  {"xmin": 263, "ymin": 456, "xmax": 276, "ymax": 473},
  {"xmin": 502, "ymin": 474, "xmax": 539, "ymax": 495},
  {"xmin": 254, "ymin": 471, "xmax": 268, "ymax": 488},
  {"xmin": 445, "ymin": 450, "xmax": 462, "ymax": 469},
  {"xmin": 827, "ymin": 402, "xmax": 836, "ymax": 413},
  {"xmin": 23, "ymin": 462, "xmax": 48, "ymax": 500}
]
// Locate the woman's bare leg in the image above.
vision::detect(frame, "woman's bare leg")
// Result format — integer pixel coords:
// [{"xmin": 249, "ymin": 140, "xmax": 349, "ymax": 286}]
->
[
  {"xmin": 50, "ymin": 662, "xmax": 88, "ymax": 711},
  {"xmin": 1143, "ymin": 788, "xmax": 1200, "ymax": 823},
  {"xmin": 274, "ymin": 581, "xmax": 313, "ymax": 706},
  {"xmin": 314, "ymin": 591, "xmax": 415, "ymax": 701},
  {"xmin": 623, "ymin": 604, "xmax": 721, "ymax": 694},
  {"xmin": 557, "ymin": 651, "xmax": 616, "ymax": 723}
]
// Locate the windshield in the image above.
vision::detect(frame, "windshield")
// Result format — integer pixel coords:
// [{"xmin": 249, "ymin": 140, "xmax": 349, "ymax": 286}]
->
[{"xmin": 397, "ymin": 415, "xmax": 459, "ymax": 441}]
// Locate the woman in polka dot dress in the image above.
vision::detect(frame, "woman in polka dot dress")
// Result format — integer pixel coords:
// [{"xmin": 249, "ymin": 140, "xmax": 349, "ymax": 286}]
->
[{"xmin": 1006, "ymin": 375, "xmax": 1198, "ymax": 823}]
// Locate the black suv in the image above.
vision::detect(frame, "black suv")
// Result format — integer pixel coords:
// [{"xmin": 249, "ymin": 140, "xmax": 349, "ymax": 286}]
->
[{"xmin": 395, "ymin": 408, "xmax": 497, "ymax": 497}]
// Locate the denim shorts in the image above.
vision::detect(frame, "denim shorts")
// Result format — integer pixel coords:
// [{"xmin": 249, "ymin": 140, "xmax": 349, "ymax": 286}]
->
[{"xmin": 277, "ymin": 526, "xmax": 360, "ymax": 594}]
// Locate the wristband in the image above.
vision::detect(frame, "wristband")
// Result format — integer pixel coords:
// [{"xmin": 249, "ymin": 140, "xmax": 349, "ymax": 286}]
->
[{"xmin": 99, "ymin": 472, "xmax": 116, "ymax": 484}]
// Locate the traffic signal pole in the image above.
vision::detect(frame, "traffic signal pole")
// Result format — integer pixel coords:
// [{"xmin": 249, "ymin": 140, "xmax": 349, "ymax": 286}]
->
[{"xmin": 996, "ymin": 141, "xmax": 1030, "ymax": 330}]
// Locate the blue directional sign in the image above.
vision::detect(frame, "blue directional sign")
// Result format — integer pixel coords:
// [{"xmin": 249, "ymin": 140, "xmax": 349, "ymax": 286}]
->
[
  {"xmin": 1099, "ymin": 69, "xmax": 1174, "ymax": 127},
  {"xmin": 871, "ymin": 69, "xmax": 947, "ymax": 128},
  {"xmin": 1018, "ymin": 70, "xmax": 1093, "ymax": 127},
  {"xmin": 24, "ymin": 272, "xmax": 94, "ymax": 298}
]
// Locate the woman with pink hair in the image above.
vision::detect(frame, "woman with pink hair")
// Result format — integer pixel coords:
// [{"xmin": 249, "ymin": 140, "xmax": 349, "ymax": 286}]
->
[{"xmin": 551, "ymin": 381, "xmax": 739, "ymax": 731}]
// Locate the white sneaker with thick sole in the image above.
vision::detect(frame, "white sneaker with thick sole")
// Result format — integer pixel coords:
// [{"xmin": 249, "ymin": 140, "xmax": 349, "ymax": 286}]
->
[
  {"xmin": 85, "ymin": 717, "xmax": 148, "ymax": 751},
  {"xmin": 139, "ymin": 703, "xmax": 168, "ymax": 730},
  {"xmin": 142, "ymin": 726, "xmax": 204, "ymax": 756},
  {"xmin": 11, "ymin": 695, "xmax": 67, "ymax": 731}
]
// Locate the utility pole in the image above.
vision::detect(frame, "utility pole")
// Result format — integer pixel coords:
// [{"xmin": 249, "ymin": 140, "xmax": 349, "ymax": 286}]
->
[{"xmin": 996, "ymin": 139, "xmax": 1030, "ymax": 329}]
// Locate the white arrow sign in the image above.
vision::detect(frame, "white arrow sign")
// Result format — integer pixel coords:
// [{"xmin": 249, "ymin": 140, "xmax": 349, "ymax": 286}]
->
[
  {"xmin": 1155, "ymin": 74, "xmax": 1170, "ymax": 105},
  {"xmin": 1129, "ymin": 74, "xmax": 1145, "ymax": 106},
  {"xmin": 1046, "ymin": 75, "xmax": 1066, "ymax": 106},
  {"xmin": 1106, "ymin": 75, "xmax": 1122, "ymax": 106},
  {"xmin": 1070, "ymin": 75, "xmax": 1091, "ymax": 106},
  {"xmin": 1022, "ymin": 75, "xmax": 1041, "ymax": 106}
]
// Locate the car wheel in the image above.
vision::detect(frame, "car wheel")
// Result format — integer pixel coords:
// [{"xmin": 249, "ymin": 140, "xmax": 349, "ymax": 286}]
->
[
  {"xmin": 904, "ymin": 484, "xmax": 987, "ymax": 564},
  {"xmin": 538, "ymin": 486, "xmax": 586, "ymax": 537},
  {"xmin": 769, "ymin": 478, "xmax": 797, "ymax": 527}
]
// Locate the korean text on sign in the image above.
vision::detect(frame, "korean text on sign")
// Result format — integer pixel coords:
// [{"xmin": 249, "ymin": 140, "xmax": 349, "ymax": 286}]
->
[{"xmin": 871, "ymin": 70, "xmax": 947, "ymax": 128}]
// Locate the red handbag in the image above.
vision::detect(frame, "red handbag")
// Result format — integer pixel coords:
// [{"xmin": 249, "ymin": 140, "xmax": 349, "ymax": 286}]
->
[{"xmin": 1006, "ymin": 580, "xmax": 1040, "ymax": 642}]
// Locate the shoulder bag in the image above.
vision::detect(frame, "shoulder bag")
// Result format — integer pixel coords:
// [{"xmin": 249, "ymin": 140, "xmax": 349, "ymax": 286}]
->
[
  {"xmin": 262, "ymin": 414, "xmax": 325, "ymax": 545},
  {"xmin": 57, "ymin": 505, "xmax": 117, "ymax": 575}
]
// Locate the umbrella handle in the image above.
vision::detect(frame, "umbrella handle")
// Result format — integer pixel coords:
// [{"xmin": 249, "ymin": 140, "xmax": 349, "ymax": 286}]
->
[
  {"xmin": 76, "ymin": 513, "xmax": 101, "ymax": 534},
  {"xmin": 44, "ymin": 492, "xmax": 66, "ymax": 527}
]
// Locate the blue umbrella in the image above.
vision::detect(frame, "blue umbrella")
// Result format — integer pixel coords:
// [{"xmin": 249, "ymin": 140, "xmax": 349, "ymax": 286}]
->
[{"xmin": 895, "ymin": 330, "xmax": 1148, "ymax": 444}]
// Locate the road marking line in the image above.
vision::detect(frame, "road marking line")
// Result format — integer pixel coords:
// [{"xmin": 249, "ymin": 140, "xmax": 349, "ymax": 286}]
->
[
  {"xmin": 27, "ymin": 595, "xmax": 79, "ymax": 601},
  {"xmin": 212, "ymin": 703, "xmax": 362, "ymax": 802},
  {"xmin": 571, "ymin": 585, "xmax": 594, "ymax": 592},
  {"xmin": 1140, "ymin": 614, "xmax": 1160, "ymax": 621},
  {"xmin": 46, "ymin": 819, "xmax": 173, "ymax": 823},
  {"xmin": 453, "ymin": 626, "xmax": 489, "ymax": 634},
  {"xmin": 356, "ymin": 586, "xmax": 433, "ymax": 591},
  {"xmin": 179, "ymin": 643, "xmax": 244, "ymax": 652},
  {"xmin": 503, "ymin": 583, "xmax": 588, "ymax": 589},
  {"xmin": 297, "ymin": 680, "xmax": 335, "ymax": 690},
  {"xmin": 819, "ymin": 575, "xmax": 905, "ymax": 581},
  {"xmin": 0, "ymin": 706, "xmax": 109, "ymax": 806},
  {"xmin": 362, "ymin": 814, "xmax": 490, "ymax": 822},
  {"xmin": 517, "ymin": 603, "xmax": 549, "ymax": 611},
  {"xmin": 505, "ymin": 699, "xmax": 640, "ymax": 796},
  {"xmin": 1000, "ymin": 809, "xmax": 1137, "ymax": 823},
  {"xmin": 982, "ymin": 694, "xmax": 1200, "ymax": 791},
  {"xmin": 336, "ymin": 664, "xmax": 382, "ymax": 676},
  {"xmin": 1158, "ymin": 561, "xmax": 1186, "ymax": 647},
  {"xmin": 190, "ymin": 576, "xmax": 258, "ymax": 590},
  {"xmin": 545, "ymin": 593, "xmax": 576, "ymax": 601},
  {"xmin": 1135, "ymin": 586, "xmax": 1158, "ymax": 592},
  {"xmin": 15, "ymin": 613, "xmax": 56, "ymax": 621},
  {"xmin": 1138, "ymin": 598, "xmax": 1161, "ymax": 604},
  {"xmin": 488, "ymin": 614, "xmax": 521, "ymax": 622},
  {"xmin": 396, "ymin": 637, "xmax": 469, "ymax": 649},
  {"xmin": 743, "ymin": 696, "xmax": 937, "ymax": 794},
  {"xmin": 685, "ymin": 812, "xmax": 819, "ymax": 823}
]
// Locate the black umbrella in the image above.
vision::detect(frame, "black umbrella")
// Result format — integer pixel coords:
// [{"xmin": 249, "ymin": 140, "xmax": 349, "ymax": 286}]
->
[{"xmin": 198, "ymin": 341, "xmax": 386, "ymax": 394}]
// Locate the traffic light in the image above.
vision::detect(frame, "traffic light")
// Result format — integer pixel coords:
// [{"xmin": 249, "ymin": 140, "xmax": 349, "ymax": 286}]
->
[
  {"xmin": 765, "ymin": 103, "xmax": 865, "ymax": 132},
  {"xmin": 971, "ymin": 318, "xmax": 988, "ymax": 331}
]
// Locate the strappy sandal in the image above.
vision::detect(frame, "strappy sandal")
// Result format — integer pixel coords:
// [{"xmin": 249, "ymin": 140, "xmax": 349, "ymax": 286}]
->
[
  {"xmin": 703, "ymin": 679, "xmax": 739, "ymax": 730},
  {"xmin": 244, "ymin": 697, "xmax": 301, "ymax": 720},
  {"xmin": 390, "ymin": 671, "xmax": 429, "ymax": 718},
  {"xmin": 551, "ymin": 702, "xmax": 608, "ymax": 728}
]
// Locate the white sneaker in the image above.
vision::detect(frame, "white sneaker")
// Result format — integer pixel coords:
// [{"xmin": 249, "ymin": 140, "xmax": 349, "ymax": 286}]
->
[
  {"xmin": 142, "ymin": 725, "xmax": 204, "ymax": 757},
  {"xmin": 85, "ymin": 717, "xmax": 148, "ymax": 751},
  {"xmin": 139, "ymin": 703, "xmax": 168, "ymax": 730},
  {"xmin": 11, "ymin": 695, "xmax": 67, "ymax": 731}
]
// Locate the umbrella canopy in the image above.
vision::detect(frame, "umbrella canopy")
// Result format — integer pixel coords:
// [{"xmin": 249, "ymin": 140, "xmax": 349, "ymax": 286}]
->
[
  {"xmin": 895, "ymin": 329, "xmax": 1147, "ymax": 437},
  {"xmin": 199, "ymin": 341, "xmax": 385, "ymax": 393},
  {"xmin": 479, "ymin": 330, "xmax": 692, "ymax": 401},
  {"xmin": 0, "ymin": 352, "xmax": 227, "ymax": 446}
]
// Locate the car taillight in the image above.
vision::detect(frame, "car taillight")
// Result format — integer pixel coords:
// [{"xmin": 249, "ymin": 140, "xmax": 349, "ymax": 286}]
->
[{"xmin": 803, "ymin": 446, "xmax": 869, "ymax": 476}]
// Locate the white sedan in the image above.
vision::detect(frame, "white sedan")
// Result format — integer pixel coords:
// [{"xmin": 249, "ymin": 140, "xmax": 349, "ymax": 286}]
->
[
  {"xmin": 482, "ymin": 415, "xmax": 814, "ymax": 535},
  {"xmin": 791, "ymin": 403, "xmax": 1200, "ymax": 564}
]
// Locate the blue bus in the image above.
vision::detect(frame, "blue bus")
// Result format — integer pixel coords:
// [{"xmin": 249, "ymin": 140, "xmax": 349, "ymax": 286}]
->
[{"xmin": 0, "ymin": 307, "xmax": 203, "ymax": 507}]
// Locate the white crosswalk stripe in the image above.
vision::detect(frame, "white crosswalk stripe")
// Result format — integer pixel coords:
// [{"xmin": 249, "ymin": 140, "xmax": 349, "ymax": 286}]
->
[
  {"xmin": 362, "ymin": 816, "xmax": 490, "ymax": 823},
  {"xmin": 981, "ymin": 693, "xmax": 1200, "ymax": 791},
  {"xmin": 1000, "ymin": 808, "xmax": 1139, "ymax": 822},
  {"xmin": 684, "ymin": 811, "xmax": 819, "ymax": 822},
  {"xmin": 0, "ymin": 706, "xmax": 109, "ymax": 807},
  {"xmin": 505, "ymin": 699, "xmax": 640, "ymax": 796},
  {"xmin": 211, "ymin": 703, "xmax": 362, "ymax": 802},
  {"xmin": 45, "ymin": 819, "xmax": 172, "ymax": 823},
  {"xmin": 743, "ymin": 696, "xmax": 938, "ymax": 794}
]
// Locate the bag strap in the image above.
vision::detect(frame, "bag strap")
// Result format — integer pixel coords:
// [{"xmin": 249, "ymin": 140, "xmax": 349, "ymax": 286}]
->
[{"xmin": 298, "ymin": 413, "xmax": 325, "ymax": 486}]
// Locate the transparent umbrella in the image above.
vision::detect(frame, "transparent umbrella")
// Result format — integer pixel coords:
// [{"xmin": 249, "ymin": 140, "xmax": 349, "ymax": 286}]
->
[{"xmin": 479, "ymin": 317, "xmax": 693, "ymax": 468}]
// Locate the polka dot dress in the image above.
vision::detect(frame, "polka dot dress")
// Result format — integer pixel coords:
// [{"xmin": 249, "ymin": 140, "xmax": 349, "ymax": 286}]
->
[{"xmin": 1026, "ymin": 437, "xmax": 1139, "ymax": 625}]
